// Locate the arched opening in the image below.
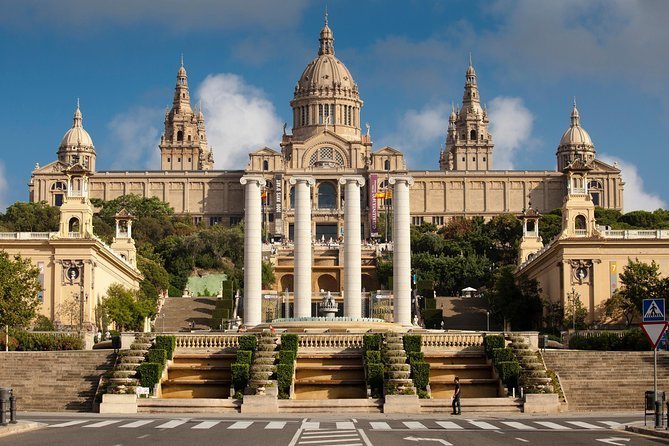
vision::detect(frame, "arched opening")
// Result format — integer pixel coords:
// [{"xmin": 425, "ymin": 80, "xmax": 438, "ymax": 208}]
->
[
  {"xmin": 384, "ymin": 159, "xmax": 391, "ymax": 171},
  {"xmin": 470, "ymin": 129, "xmax": 477, "ymax": 140},
  {"xmin": 177, "ymin": 130, "xmax": 184, "ymax": 142},
  {"xmin": 262, "ymin": 160, "xmax": 269, "ymax": 171},
  {"xmin": 575, "ymin": 215, "xmax": 587, "ymax": 231},
  {"xmin": 187, "ymin": 135, "xmax": 191, "ymax": 142},
  {"xmin": 361, "ymin": 274, "xmax": 377, "ymax": 293},
  {"xmin": 280, "ymin": 274, "xmax": 294, "ymax": 293},
  {"xmin": 318, "ymin": 182, "xmax": 336, "ymax": 209},
  {"xmin": 317, "ymin": 274, "xmax": 338, "ymax": 292},
  {"xmin": 526, "ymin": 220, "xmax": 535, "ymax": 233},
  {"xmin": 68, "ymin": 217, "xmax": 80, "ymax": 233}
]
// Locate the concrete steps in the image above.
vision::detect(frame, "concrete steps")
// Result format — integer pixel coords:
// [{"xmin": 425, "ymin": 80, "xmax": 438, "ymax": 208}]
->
[
  {"xmin": 156, "ymin": 297, "xmax": 219, "ymax": 332},
  {"xmin": 0, "ymin": 351, "xmax": 114, "ymax": 412},
  {"xmin": 161, "ymin": 353, "xmax": 234, "ymax": 399},
  {"xmin": 424, "ymin": 352, "xmax": 502, "ymax": 399},
  {"xmin": 294, "ymin": 352, "xmax": 366, "ymax": 399},
  {"xmin": 138, "ymin": 398, "xmax": 240, "ymax": 413},
  {"xmin": 420, "ymin": 397, "xmax": 523, "ymax": 413},
  {"xmin": 278, "ymin": 398, "xmax": 383, "ymax": 413}
]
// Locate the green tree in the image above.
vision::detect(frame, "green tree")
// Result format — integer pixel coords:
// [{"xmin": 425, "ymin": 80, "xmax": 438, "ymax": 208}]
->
[
  {"xmin": 0, "ymin": 251, "xmax": 42, "ymax": 329},
  {"xmin": 262, "ymin": 261, "xmax": 276, "ymax": 289},
  {"xmin": 487, "ymin": 265, "xmax": 542, "ymax": 330},
  {"xmin": 619, "ymin": 210, "xmax": 660, "ymax": 229},
  {"xmin": 594, "ymin": 207, "xmax": 623, "ymax": 229},
  {"xmin": 1, "ymin": 201, "xmax": 60, "ymax": 232},
  {"xmin": 563, "ymin": 290, "xmax": 588, "ymax": 330},
  {"xmin": 137, "ymin": 255, "xmax": 170, "ymax": 307},
  {"xmin": 602, "ymin": 259, "xmax": 663, "ymax": 326},
  {"xmin": 101, "ymin": 284, "xmax": 139, "ymax": 331},
  {"xmin": 539, "ymin": 210, "xmax": 562, "ymax": 244}
]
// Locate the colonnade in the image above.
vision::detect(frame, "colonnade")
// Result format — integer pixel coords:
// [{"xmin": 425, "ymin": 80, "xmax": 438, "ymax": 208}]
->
[{"xmin": 240, "ymin": 174, "xmax": 413, "ymax": 327}]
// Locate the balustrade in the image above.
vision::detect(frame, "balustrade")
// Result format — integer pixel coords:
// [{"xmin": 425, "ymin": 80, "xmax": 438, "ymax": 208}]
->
[
  {"xmin": 421, "ymin": 333, "xmax": 484, "ymax": 349},
  {"xmin": 175, "ymin": 334, "xmax": 240, "ymax": 350}
]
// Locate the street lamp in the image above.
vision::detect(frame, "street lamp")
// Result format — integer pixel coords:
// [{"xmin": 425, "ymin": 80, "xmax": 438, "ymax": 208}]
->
[
  {"xmin": 568, "ymin": 287, "xmax": 579, "ymax": 331},
  {"xmin": 486, "ymin": 311, "xmax": 490, "ymax": 332}
]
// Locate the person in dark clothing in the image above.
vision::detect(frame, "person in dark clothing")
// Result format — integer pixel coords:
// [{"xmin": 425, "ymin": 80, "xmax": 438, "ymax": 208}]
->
[{"xmin": 452, "ymin": 376, "xmax": 461, "ymax": 415}]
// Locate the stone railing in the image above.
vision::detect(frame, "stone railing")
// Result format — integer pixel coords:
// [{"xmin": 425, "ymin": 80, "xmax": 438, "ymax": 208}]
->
[
  {"xmin": 175, "ymin": 334, "xmax": 240, "ymax": 350},
  {"xmin": 602, "ymin": 229, "xmax": 669, "ymax": 239},
  {"xmin": 298, "ymin": 334, "xmax": 364, "ymax": 350},
  {"xmin": 0, "ymin": 232, "xmax": 52, "ymax": 240},
  {"xmin": 421, "ymin": 333, "xmax": 484, "ymax": 349}
]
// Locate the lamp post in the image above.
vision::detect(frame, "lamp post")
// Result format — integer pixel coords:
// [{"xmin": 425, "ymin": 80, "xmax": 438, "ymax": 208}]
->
[
  {"xmin": 568, "ymin": 287, "xmax": 579, "ymax": 331},
  {"xmin": 486, "ymin": 311, "xmax": 490, "ymax": 332}
]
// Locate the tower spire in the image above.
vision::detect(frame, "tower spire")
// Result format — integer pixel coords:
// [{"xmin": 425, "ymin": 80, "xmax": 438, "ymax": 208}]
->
[
  {"xmin": 319, "ymin": 9, "xmax": 334, "ymax": 55},
  {"xmin": 571, "ymin": 97, "xmax": 580, "ymax": 127}
]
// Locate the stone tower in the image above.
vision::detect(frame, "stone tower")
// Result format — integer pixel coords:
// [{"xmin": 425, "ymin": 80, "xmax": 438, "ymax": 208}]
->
[
  {"xmin": 556, "ymin": 100, "xmax": 596, "ymax": 172},
  {"xmin": 560, "ymin": 158, "xmax": 597, "ymax": 238},
  {"xmin": 440, "ymin": 57, "xmax": 494, "ymax": 171},
  {"xmin": 110, "ymin": 209, "xmax": 137, "ymax": 267},
  {"xmin": 58, "ymin": 165, "xmax": 94, "ymax": 238},
  {"xmin": 518, "ymin": 205, "xmax": 544, "ymax": 264},
  {"xmin": 159, "ymin": 58, "xmax": 214, "ymax": 171},
  {"xmin": 57, "ymin": 100, "xmax": 96, "ymax": 172}
]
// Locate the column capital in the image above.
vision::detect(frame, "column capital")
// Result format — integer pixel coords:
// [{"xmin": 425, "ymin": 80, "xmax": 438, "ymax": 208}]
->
[
  {"xmin": 240, "ymin": 175, "xmax": 266, "ymax": 187},
  {"xmin": 338, "ymin": 175, "xmax": 365, "ymax": 187},
  {"xmin": 389, "ymin": 176, "xmax": 414, "ymax": 186},
  {"xmin": 289, "ymin": 176, "xmax": 315, "ymax": 186}
]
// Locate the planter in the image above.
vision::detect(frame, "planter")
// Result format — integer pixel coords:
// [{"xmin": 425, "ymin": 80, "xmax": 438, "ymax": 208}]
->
[
  {"xmin": 523, "ymin": 393, "xmax": 559, "ymax": 414},
  {"xmin": 384, "ymin": 394, "xmax": 420, "ymax": 413},
  {"xmin": 99, "ymin": 394, "xmax": 138, "ymax": 414}
]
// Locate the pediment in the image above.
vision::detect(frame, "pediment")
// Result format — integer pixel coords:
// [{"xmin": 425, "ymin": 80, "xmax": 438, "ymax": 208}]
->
[
  {"xmin": 32, "ymin": 160, "xmax": 68, "ymax": 174},
  {"xmin": 374, "ymin": 146, "xmax": 403, "ymax": 155},
  {"xmin": 301, "ymin": 129, "xmax": 352, "ymax": 146},
  {"xmin": 249, "ymin": 146, "xmax": 280, "ymax": 156},
  {"xmin": 591, "ymin": 158, "xmax": 621, "ymax": 173}
]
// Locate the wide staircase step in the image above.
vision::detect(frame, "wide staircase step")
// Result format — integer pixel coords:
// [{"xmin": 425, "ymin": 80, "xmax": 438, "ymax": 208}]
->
[
  {"xmin": 420, "ymin": 397, "xmax": 523, "ymax": 413},
  {"xmin": 0, "ymin": 350, "xmax": 114, "ymax": 412},
  {"xmin": 161, "ymin": 353, "xmax": 234, "ymax": 399},
  {"xmin": 424, "ymin": 351, "xmax": 502, "ymax": 399},
  {"xmin": 543, "ymin": 350, "xmax": 669, "ymax": 411},
  {"xmin": 294, "ymin": 352, "xmax": 366, "ymax": 399},
  {"xmin": 156, "ymin": 297, "xmax": 219, "ymax": 332}
]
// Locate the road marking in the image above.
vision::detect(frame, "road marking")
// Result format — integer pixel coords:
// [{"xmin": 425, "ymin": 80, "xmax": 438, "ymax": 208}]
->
[
  {"xmin": 155, "ymin": 419, "xmax": 188, "ymax": 429},
  {"xmin": 137, "ymin": 434, "xmax": 149, "ymax": 439},
  {"xmin": 229, "ymin": 421, "xmax": 254, "ymax": 429},
  {"xmin": 534, "ymin": 421, "xmax": 572, "ymax": 430},
  {"xmin": 467, "ymin": 420, "xmax": 498, "ymax": 430},
  {"xmin": 288, "ymin": 427, "xmax": 304, "ymax": 446},
  {"xmin": 49, "ymin": 420, "xmax": 89, "ymax": 427},
  {"xmin": 302, "ymin": 421, "xmax": 320, "ymax": 430},
  {"xmin": 84, "ymin": 419, "xmax": 125, "ymax": 428},
  {"xmin": 403, "ymin": 421, "xmax": 428, "ymax": 429},
  {"xmin": 567, "ymin": 421, "xmax": 605, "ymax": 429},
  {"xmin": 266, "ymin": 421, "xmax": 287, "ymax": 429},
  {"xmin": 515, "ymin": 438, "xmax": 529, "ymax": 443},
  {"xmin": 192, "ymin": 420, "xmax": 221, "ymax": 429},
  {"xmin": 370, "ymin": 422, "xmax": 391, "ymax": 430},
  {"xmin": 298, "ymin": 439, "xmax": 362, "ymax": 445},
  {"xmin": 403, "ymin": 437, "xmax": 452, "ymax": 445},
  {"xmin": 595, "ymin": 438, "xmax": 630, "ymax": 445},
  {"xmin": 337, "ymin": 421, "xmax": 355, "ymax": 429},
  {"xmin": 599, "ymin": 421, "xmax": 623, "ymax": 428},
  {"xmin": 435, "ymin": 421, "xmax": 463, "ymax": 429},
  {"xmin": 299, "ymin": 433, "xmax": 359, "ymax": 440},
  {"xmin": 303, "ymin": 430, "xmax": 357, "ymax": 435},
  {"xmin": 358, "ymin": 428, "xmax": 373, "ymax": 446},
  {"xmin": 502, "ymin": 421, "xmax": 536, "ymax": 430},
  {"xmin": 120, "ymin": 420, "xmax": 155, "ymax": 428}
]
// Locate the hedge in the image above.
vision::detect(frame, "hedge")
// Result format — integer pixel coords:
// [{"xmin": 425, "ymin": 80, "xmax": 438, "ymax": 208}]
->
[
  {"xmin": 366, "ymin": 363, "xmax": 384, "ymax": 391},
  {"xmin": 155, "ymin": 335, "xmax": 176, "ymax": 360},
  {"xmin": 137, "ymin": 362, "xmax": 162, "ymax": 390},
  {"xmin": 410, "ymin": 361, "xmax": 430, "ymax": 390},
  {"xmin": 236, "ymin": 350, "xmax": 253, "ymax": 364},
  {"xmin": 484, "ymin": 334, "xmax": 505, "ymax": 358},
  {"xmin": 492, "ymin": 347, "xmax": 515, "ymax": 365},
  {"xmin": 281, "ymin": 334, "xmax": 298, "ymax": 352},
  {"xmin": 238, "ymin": 334, "xmax": 257, "ymax": 352},
  {"xmin": 146, "ymin": 349, "xmax": 166, "ymax": 368},
  {"xmin": 568, "ymin": 329, "xmax": 648, "ymax": 351},
  {"xmin": 231, "ymin": 363, "xmax": 250, "ymax": 392},
  {"xmin": 497, "ymin": 361, "xmax": 520, "ymax": 389},
  {"xmin": 365, "ymin": 350, "xmax": 382, "ymax": 364},
  {"xmin": 363, "ymin": 334, "xmax": 382, "ymax": 353},
  {"xmin": 403, "ymin": 335, "xmax": 422, "ymax": 354},
  {"xmin": 277, "ymin": 363, "xmax": 294, "ymax": 398},
  {"xmin": 407, "ymin": 351, "xmax": 425, "ymax": 364},
  {"xmin": 279, "ymin": 350, "xmax": 296, "ymax": 365},
  {"xmin": 3, "ymin": 330, "xmax": 84, "ymax": 351}
]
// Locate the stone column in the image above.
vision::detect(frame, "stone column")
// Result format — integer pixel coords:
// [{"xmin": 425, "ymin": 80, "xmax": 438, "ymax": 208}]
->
[
  {"xmin": 240, "ymin": 175, "xmax": 266, "ymax": 327},
  {"xmin": 339, "ymin": 176, "xmax": 365, "ymax": 318},
  {"xmin": 290, "ymin": 176, "xmax": 315, "ymax": 318},
  {"xmin": 389, "ymin": 176, "xmax": 414, "ymax": 326}
]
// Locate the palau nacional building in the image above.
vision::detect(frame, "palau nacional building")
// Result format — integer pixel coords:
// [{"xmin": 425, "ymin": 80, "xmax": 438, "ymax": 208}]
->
[{"xmin": 29, "ymin": 18, "xmax": 669, "ymax": 325}]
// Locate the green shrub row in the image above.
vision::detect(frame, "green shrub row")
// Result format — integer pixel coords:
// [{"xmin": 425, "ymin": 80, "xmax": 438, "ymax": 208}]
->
[
  {"xmin": 366, "ymin": 363, "xmax": 384, "ymax": 392},
  {"xmin": 484, "ymin": 334, "xmax": 505, "ymax": 358},
  {"xmin": 568, "ymin": 329, "xmax": 648, "ymax": 351},
  {"xmin": 155, "ymin": 335, "xmax": 176, "ymax": 360},
  {"xmin": 231, "ymin": 364, "xmax": 250, "ymax": 392},
  {"xmin": 363, "ymin": 334, "xmax": 382, "ymax": 353},
  {"xmin": 497, "ymin": 361, "xmax": 520, "ymax": 390},
  {"xmin": 278, "ymin": 333, "xmax": 298, "ymax": 399},
  {"xmin": 146, "ymin": 348, "xmax": 167, "ymax": 368},
  {"xmin": 279, "ymin": 350, "xmax": 295, "ymax": 365},
  {"xmin": 138, "ymin": 362, "xmax": 162, "ymax": 390},
  {"xmin": 403, "ymin": 335, "xmax": 422, "ymax": 354},
  {"xmin": 365, "ymin": 350, "xmax": 381, "ymax": 364},
  {"xmin": 407, "ymin": 351, "xmax": 424, "ymax": 363},
  {"xmin": 0, "ymin": 330, "xmax": 84, "ymax": 351},
  {"xmin": 236, "ymin": 350, "xmax": 253, "ymax": 364},
  {"xmin": 281, "ymin": 334, "xmax": 298, "ymax": 352},
  {"xmin": 410, "ymin": 361, "xmax": 430, "ymax": 391},
  {"xmin": 492, "ymin": 347, "xmax": 515, "ymax": 365},
  {"xmin": 238, "ymin": 334, "xmax": 257, "ymax": 351}
]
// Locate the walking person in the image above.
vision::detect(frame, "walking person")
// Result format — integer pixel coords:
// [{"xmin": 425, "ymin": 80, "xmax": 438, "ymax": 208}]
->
[{"xmin": 452, "ymin": 376, "xmax": 461, "ymax": 415}]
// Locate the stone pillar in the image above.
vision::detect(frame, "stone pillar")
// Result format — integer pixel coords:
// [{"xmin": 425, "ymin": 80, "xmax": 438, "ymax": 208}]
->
[
  {"xmin": 339, "ymin": 176, "xmax": 365, "ymax": 318},
  {"xmin": 389, "ymin": 176, "xmax": 414, "ymax": 326},
  {"xmin": 290, "ymin": 176, "xmax": 315, "ymax": 318},
  {"xmin": 240, "ymin": 175, "xmax": 266, "ymax": 327}
]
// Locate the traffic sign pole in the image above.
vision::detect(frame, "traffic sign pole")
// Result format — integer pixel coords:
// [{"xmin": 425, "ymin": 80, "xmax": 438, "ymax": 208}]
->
[{"xmin": 643, "ymin": 299, "xmax": 666, "ymax": 428}]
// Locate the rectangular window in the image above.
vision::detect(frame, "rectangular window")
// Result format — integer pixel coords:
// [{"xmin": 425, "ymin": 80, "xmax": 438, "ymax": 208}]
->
[
  {"xmin": 193, "ymin": 216, "xmax": 202, "ymax": 225},
  {"xmin": 54, "ymin": 194, "xmax": 63, "ymax": 207},
  {"xmin": 230, "ymin": 216, "xmax": 242, "ymax": 226},
  {"xmin": 432, "ymin": 216, "xmax": 444, "ymax": 225},
  {"xmin": 306, "ymin": 107, "xmax": 309, "ymax": 125},
  {"xmin": 319, "ymin": 104, "xmax": 324, "ymax": 124},
  {"xmin": 209, "ymin": 216, "xmax": 222, "ymax": 226},
  {"xmin": 412, "ymin": 216, "xmax": 424, "ymax": 226}
]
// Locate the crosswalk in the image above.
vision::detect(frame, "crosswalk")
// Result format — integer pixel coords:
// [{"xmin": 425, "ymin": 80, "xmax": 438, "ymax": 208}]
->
[{"xmin": 41, "ymin": 418, "xmax": 626, "ymax": 432}]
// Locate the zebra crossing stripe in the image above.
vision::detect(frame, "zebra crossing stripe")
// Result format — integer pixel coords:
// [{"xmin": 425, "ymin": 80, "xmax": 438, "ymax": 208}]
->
[
  {"xmin": 155, "ymin": 419, "xmax": 188, "ymax": 429},
  {"xmin": 120, "ymin": 420, "xmax": 155, "ymax": 428},
  {"xmin": 534, "ymin": 421, "xmax": 572, "ymax": 430},
  {"xmin": 336, "ymin": 421, "xmax": 355, "ymax": 429},
  {"xmin": 265, "ymin": 421, "xmax": 287, "ymax": 429},
  {"xmin": 599, "ymin": 421, "xmax": 622, "ymax": 428},
  {"xmin": 84, "ymin": 419, "xmax": 124, "ymax": 428},
  {"xmin": 298, "ymin": 439, "xmax": 361, "ymax": 445},
  {"xmin": 302, "ymin": 421, "xmax": 320, "ymax": 430},
  {"xmin": 192, "ymin": 421, "xmax": 221, "ymax": 429},
  {"xmin": 566, "ymin": 421, "xmax": 604, "ymax": 429},
  {"xmin": 501, "ymin": 421, "xmax": 536, "ymax": 430},
  {"xmin": 302, "ymin": 430, "xmax": 357, "ymax": 436},
  {"xmin": 49, "ymin": 420, "xmax": 89, "ymax": 428},
  {"xmin": 370, "ymin": 421, "xmax": 391, "ymax": 430},
  {"xmin": 468, "ymin": 420, "xmax": 498, "ymax": 430},
  {"xmin": 403, "ymin": 421, "xmax": 427, "ymax": 429},
  {"xmin": 435, "ymin": 421, "xmax": 463, "ymax": 429},
  {"xmin": 229, "ymin": 421, "xmax": 254, "ymax": 429}
]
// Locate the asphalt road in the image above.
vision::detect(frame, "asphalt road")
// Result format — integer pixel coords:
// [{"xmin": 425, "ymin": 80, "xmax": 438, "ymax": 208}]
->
[{"xmin": 2, "ymin": 413, "xmax": 663, "ymax": 446}]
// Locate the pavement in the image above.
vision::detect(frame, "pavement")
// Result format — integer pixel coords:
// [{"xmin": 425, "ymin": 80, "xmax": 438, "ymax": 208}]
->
[
  {"xmin": 626, "ymin": 419, "xmax": 669, "ymax": 440},
  {"xmin": 0, "ymin": 420, "xmax": 45, "ymax": 438}
]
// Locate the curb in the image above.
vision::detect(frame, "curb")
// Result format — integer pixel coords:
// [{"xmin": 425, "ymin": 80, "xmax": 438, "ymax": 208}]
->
[
  {"xmin": 626, "ymin": 423, "xmax": 669, "ymax": 440},
  {"xmin": 0, "ymin": 421, "xmax": 46, "ymax": 438}
]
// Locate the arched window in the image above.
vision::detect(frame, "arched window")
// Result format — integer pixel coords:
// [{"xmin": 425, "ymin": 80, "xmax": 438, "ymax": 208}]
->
[
  {"xmin": 187, "ymin": 135, "xmax": 191, "ymax": 142},
  {"xmin": 318, "ymin": 182, "xmax": 336, "ymax": 209},
  {"xmin": 177, "ymin": 130, "xmax": 183, "ymax": 142},
  {"xmin": 384, "ymin": 159, "xmax": 391, "ymax": 171},
  {"xmin": 470, "ymin": 130, "xmax": 477, "ymax": 140},
  {"xmin": 289, "ymin": 187, "xmax": 295, "ymax": 209},
  {"xmin": 262, "ymin": 160, "xmax": 269, "ymax": 171},
  {"xmin": 575, "ymin": 215, "xmax": 587, "ymax": 230},
  {"xmin": 68, "ymin": 217, "xmax": 80, "ymax": 233}
]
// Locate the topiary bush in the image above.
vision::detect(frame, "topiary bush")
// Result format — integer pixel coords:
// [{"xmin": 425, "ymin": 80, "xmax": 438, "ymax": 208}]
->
[
  {"xmin": 155, "ymin": 335, "xmax": 176, "ymax": 360},
  {"xmin": 238, "ymin": 334, "xmax": 257, "ymax": 352},
  {"xmin": 137, "ymin": 362, "xmax": 162, "ymax": 390},
  {"xmin": 363, "ymin": 334, "xmax": 382, "ymax": 353},
  {"xmin": 410, "ymin": 361, "xmax": 430, "ymax": 391},
  {"xmin": 366, "ymin": 363, "xmax": 384, "ymax": 394},
  {"xmin": 497, "ymin": 361, "xmax": 520, "ymax": 390},
  {"xmin": 146, "ymin": 349, "xmax": 166, "ymax": 369},
  {"xmin": 280, "ymin": 334, "xmax": 298, "ymax": 352},
  {"xmin": 279, "ymin": 350, "xmax": 296, "ymax": 365},
  {"xmin": 484, "ymin": 334, "xmax": 505, "ymax": 358},
  {"xmin": 568, "ymin": 330, "xmax": 649, "ymax": 351},
  {"xmin": 403, "ymin": 335, "xmax": 422, "ymax": 354},
  {"xmin": 236, "ymin": 350, "xmax": 253, "ymax": 364},
  {"xmin": 365, "ymin": 350, "xmax": 381, "ymax": 364},
  {"xmin": 407, "ymin": 351, "xmax": 424, "ymax": 364},
  {"xmin": 277, "ymin": 363, "xmax": 293, "ymax": 398},
  {"xmin": 492, "ymin": 347, "xmax": 515, "ymax": 365},
  {"xmin": 231, "ymin": 363, "xmax": 250, "ymax": 392}
]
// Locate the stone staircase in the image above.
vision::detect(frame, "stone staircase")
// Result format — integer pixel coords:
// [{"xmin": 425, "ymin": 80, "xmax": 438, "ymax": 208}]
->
[
  {"xmin": 542, "ymin": 350, "xmax": 669, "ymax": 411},
  {"xmin": 161, "ymin": 353, "xmax": 234, "ymax": 399},
  {"xmin": 425, "ymin": 351, "xmax": 502, "ymax": 399},
  {"xmin": 294, "ymin": 352, "xmax": 367, "ymax": 399},
  {"xmin": 0, "ymin": 351, "xmax": 114, "ymax": 411},
  {"xmin": 156, "ymin": 297, "xmax": 218, "ymax": 332}
]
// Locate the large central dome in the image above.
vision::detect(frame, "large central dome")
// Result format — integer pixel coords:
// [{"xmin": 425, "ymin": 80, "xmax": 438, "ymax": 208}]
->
[{"xmin": 290, "ymin": 16, "xmax": 363, "ymax": 141}]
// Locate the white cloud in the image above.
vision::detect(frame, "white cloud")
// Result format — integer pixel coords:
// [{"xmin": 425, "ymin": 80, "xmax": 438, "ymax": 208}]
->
[
  {"xmin": 0, "ymin": 161, "xmax": 8, "ymax": 211},
  {"xmin": 197, "ymin": 73, "xmax": 283, "ymax": 169},
  {"xmin": 107, "ymin": 107, "xmax": 163, "ymax": 170},
  {"xmin": 600, "ymin": 154, "xmax": 666, "ymax": 212},
  {"xmin": 488, "ymin": 96, "xmax": 534, "ymax": 170}
]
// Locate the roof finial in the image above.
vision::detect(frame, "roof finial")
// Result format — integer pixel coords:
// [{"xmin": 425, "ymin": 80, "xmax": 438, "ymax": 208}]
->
[
  {"xmin": 76, "ymin": 97, "xmax": 80, "ymax": 110},
  {"xmin": 469, "ymin": 52, "xmax": 472, "ymax": 67},
  {"xmin": 324, "ymin": 5, "xmax": 328, "ymax": 26},
  {"xmin": 180, "ymin": 53, "xmax": 184, "ymax": 67}
]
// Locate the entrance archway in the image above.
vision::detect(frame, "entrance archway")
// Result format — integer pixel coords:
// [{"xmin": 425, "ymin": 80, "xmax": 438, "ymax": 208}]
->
[
  {"xmin": 317, "ymin": 274, "xmax": 338, "ymax": 292},
  {"xmin": 280, "ymin": 274, "xmax": 294, "ymax": 292}
]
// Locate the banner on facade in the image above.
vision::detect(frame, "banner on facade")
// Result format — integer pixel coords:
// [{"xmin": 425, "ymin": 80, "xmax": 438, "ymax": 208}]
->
[
  {"xmin": 609, "ymin": 261, "xmax": 617, "ymax": 297},
  {"xmin": 274, "ymin": 174, "xmax": 283, "ymax": 237},
  {"xmin": 370, "ymin": 174, "xmax": 378, "ymax": 236}
]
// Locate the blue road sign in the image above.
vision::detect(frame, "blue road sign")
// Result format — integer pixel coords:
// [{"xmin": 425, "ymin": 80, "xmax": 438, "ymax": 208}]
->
[{"xmin": 643, "ymin": 299, "xmax": 665, "ymax": 322}]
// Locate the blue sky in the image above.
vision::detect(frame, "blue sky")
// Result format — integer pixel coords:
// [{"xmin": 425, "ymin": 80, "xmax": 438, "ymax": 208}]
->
[{"xmin": 1, "ymin": 0, "xmax": 668, "ymax": 212}]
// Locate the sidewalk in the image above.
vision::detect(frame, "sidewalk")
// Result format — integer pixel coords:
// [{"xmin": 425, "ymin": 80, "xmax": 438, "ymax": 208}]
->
[
  {"xmin": 626, "ymin": 420, "xmax": 669, "ymax": 440},
  {"xmin": 0, "ymin": 420, "xmax": 45, "ymax": 438}
]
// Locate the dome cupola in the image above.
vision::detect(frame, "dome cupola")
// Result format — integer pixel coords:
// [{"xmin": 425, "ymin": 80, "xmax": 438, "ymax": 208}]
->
[
  {"xmin": 57, "ymin": 100, "xmax": 96, "ymax": 172},
  {"xmin": 556, "ymin": 100, "xmax": 595, "ymax": 171}
]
